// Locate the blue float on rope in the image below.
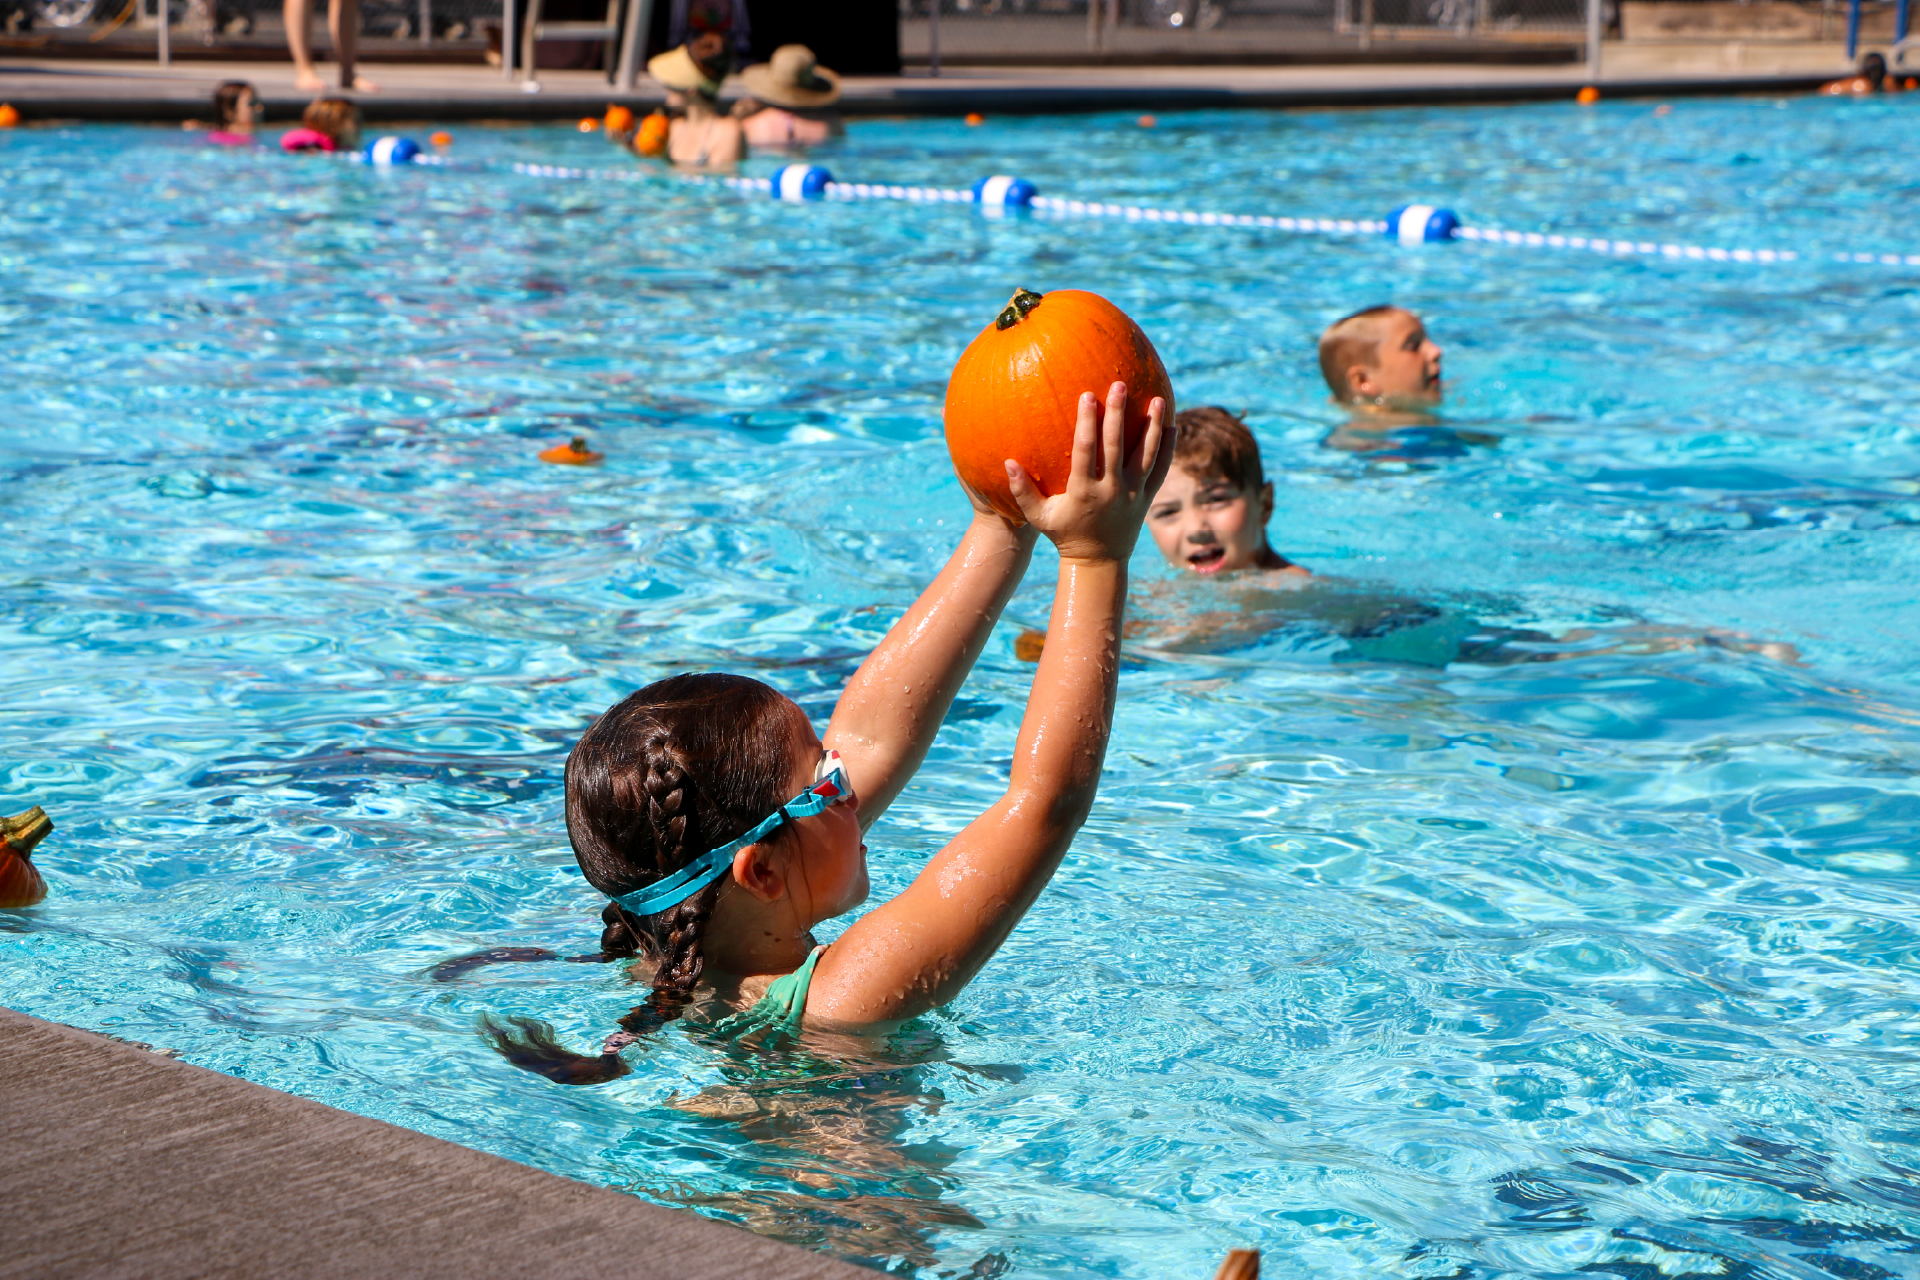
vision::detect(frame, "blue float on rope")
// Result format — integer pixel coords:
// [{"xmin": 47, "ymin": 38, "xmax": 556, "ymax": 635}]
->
[
  {"xmin": 1386, "ymin": 204, "xmax": 1460, "ymax": 245},
  {"xmin": 973, "ymin": 174, "xmax": 1037, "ymax": 207},
  {"xmin": 366, "ymin": 136, "xmax": 422, "ymax": 166},
  {"xmin": 771, "ymin": 165, "xmax": 832, "ymax": 200}
]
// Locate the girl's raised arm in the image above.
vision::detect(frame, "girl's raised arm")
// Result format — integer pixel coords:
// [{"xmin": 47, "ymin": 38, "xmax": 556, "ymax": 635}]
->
[
  {"xmin": 824, "ymin": 492, "xmax": 1037, "ymax": 831},
  {"xmin": 811, "ymin": 382, "xmax": 1172, "ymax": 1028}
]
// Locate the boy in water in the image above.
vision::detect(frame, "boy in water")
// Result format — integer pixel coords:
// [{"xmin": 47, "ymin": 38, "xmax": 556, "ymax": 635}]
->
[
  {"xmin": 1145, "ymin": 406, "xmax": 1307, "ymax": 580},
  {"xmin": 1317, "ymin": 306, "xmax": 1496, "ymax": 460},
  {"xmin": 1319, "ymin": 305, "xmax": 1443, "ymax": 411},
  {"xmin": 1022, "ymin": 406, "xmax": 1794, "ymax": 666}
]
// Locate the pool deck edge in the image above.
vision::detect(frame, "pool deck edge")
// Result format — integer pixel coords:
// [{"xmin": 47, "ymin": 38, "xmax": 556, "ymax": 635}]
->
[
  {"xmin": 0, "ymin": 1005, "xmax": 868, "ymax": 1280},
  {"xmin": 0, "ymin": 59, "xmax": 1842, "ymax": 121}
]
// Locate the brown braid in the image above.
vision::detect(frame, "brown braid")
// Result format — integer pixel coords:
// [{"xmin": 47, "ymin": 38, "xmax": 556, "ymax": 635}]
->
[
  {"xmin": 483, "ymin": 675, "xmax": 805, "ymax": 1084},
  {"xmin": 566, "ymin": 674, "xmax": 805, "ymax": 1032}
]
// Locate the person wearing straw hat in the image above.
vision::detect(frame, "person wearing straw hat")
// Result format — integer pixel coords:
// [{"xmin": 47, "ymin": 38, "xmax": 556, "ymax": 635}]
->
[
  {"xmin": 737, "ymin": 45, "xmax": 844, "ymax": 150},
  {"xmin": 645, "ymin": 33, "xmax": 744, "ymax": 168}
]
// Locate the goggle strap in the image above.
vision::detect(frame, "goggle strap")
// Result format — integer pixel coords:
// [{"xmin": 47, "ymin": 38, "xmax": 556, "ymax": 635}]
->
[{"xmin": 607, "ymin": 765, "xmax": 851, "ymax": 918}]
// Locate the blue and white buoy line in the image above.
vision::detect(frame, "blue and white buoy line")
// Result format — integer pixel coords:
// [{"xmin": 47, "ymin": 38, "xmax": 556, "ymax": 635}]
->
[{"xmin": 481, "ymin": 158, "xmax": 1920, "ymax": 270}]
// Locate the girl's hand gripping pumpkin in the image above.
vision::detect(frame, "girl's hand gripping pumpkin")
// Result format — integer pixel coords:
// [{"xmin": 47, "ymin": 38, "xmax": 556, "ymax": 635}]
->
[{"xmin": 1006, "ymin": 380, "xmax": 1174, "ymax": 564}]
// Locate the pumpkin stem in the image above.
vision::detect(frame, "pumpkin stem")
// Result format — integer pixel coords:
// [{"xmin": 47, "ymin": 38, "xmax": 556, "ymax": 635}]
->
[
  {"xmin": 2, "ymin": 806, "xmax": 52, "ymax": 860},
  {"xmin": 569, "ymin": 436, "xmax": 588, "ymax": 453},
  {"xmin": 994, "ymin": 287, "xmax": 1045, "ymax": 331}
]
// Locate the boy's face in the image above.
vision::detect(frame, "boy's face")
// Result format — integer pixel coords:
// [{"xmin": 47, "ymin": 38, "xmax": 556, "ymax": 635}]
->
[
  {"xmin": 1348, "ymin": 310, "xmax": 1443, "ymax": 405},
  {"xmin": 1148, "ymin": 465, "xmax": 1274, "ymax": 575}
]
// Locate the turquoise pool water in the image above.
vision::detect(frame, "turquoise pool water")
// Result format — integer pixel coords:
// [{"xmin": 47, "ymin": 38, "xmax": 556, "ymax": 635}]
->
[{"xmin": 4, "ymin": 96, "xmax": 1920, "ymax": 1278}]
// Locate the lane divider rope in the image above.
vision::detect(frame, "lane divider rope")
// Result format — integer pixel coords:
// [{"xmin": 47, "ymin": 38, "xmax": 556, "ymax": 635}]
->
[{"xmin": 367, "ymin": 142, "xmax": 1917, "ymax": 270}]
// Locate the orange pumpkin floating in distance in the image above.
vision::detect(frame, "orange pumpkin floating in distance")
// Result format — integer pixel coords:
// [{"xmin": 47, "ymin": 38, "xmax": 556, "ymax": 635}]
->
[
  {"xmin": 430, "ymin": 130, "xmax": 453, "ymax": 147},
  {"xmin": 634, "ymin": 110, "xmax": 670, "ymax": 157},
  {"xmin": 964, "ymin": 112, "xmax": 985, "ymax": 126},
  {"xmin": 1576, "ymin": 86, "xmax": 1600, "ymax": 105},
  {"xmin": 539, "ymin": 435, "xmax": 604, "ymax": 465},
  {"xmin": 0, "ymin": 104, "xmax": 19, "ymax": 129},
  {"xmin": 1137, "ymin": 114, "xmax": 1157, "ymax": 128},
  {"xmin": 943, "ymin": 287, "xmax": 1173, "ymax": 523},
  {"xmin": 578, "ymin": 117, "xmax": 600, "ymax": 132},
  {"xmin": 605, "ymin": 104, "xmax": 635, "ymax": 133}
]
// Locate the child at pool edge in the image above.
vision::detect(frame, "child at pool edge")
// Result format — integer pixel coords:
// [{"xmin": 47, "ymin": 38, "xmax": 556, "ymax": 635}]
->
[{"xmin": 488, "ymin": 382, "xmax": 1172, "ymax": 1080}]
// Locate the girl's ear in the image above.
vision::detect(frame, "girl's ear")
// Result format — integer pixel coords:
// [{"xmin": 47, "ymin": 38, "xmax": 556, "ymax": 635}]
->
[
  {"xmin": 729, "ymin": 843, "xmax": 787, "ymax": 904},
  {"xmin": 1259, "ymin": 481, "xmax": 1275, "ymax": 526}
]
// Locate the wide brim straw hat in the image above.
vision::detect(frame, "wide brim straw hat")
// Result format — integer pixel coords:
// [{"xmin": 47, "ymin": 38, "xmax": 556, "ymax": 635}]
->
[
  {"xmin": 741, "ymin": 44, "xmax": 842, "ymax": 108},
  {"xmin": 648, "ymin": 44, "xmax": 721, "ymax": 96}
]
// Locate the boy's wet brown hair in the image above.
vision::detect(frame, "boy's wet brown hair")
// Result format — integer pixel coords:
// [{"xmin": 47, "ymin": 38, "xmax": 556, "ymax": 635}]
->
[
  {"xmin": 1172, "ymin": 406, "xmax": 1265, "ymax": 494},
  {"xmin": 1317, "ymin": 304, "xmax": 1402, "ymax": 401},
  {"xmin": 301, "ymin": 96, "xmax": 359, "ymax": 143}
]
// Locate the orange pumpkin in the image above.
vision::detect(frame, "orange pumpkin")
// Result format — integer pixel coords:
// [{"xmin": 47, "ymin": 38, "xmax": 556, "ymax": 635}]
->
[
  {"xmin": 605, "ymin": 105, "xmax": 635, "ymax": 134},
  {"xmin": 634, "ymin": 111, "xmax": 669, "ymax": 158},
  {"xmin": 0, "ymin": 806, "xmax": 52, "ymax": 910},
  {"xmin": 0, "ymin": 104, "xmax": 18, "ymax": 130},
  {"xmin": 943, "ymin": 288, "xmax": 1173, "ymax": 522},
  {"xmin": 539, "ymin": 436, "xmax": 604, "ymax": 466}
]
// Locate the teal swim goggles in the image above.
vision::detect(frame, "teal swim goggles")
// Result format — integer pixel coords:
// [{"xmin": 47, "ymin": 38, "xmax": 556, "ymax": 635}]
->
[{"xmin": 610, "ymin": 750, "xmax": 854, "ymax": 918}]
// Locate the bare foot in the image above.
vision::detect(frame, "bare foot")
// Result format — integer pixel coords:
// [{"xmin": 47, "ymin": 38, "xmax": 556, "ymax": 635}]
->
[
  {"xmin": 346, "ymin": 73, "xmax": 381, "ymax": 92},
  {"xmin": 294, "ymin": 68, "xmax": 325, "ymax": 92}
]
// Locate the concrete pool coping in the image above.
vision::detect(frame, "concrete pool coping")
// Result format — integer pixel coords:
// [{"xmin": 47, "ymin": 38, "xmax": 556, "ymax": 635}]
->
[
  {"xmin": 0, "ymin": 1006, "xmax": 869, "ymax": 1280},
  {"xmin": 0, "ymin": 57, "xmax": 1846, "ymax": 122}
]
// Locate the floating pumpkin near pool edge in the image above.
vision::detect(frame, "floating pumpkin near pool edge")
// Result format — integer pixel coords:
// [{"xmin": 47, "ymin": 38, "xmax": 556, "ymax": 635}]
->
[
  {"xmin": 430, "ymin": 130, "xmax": 453, "ymax": 148},
  {"xmin": 540, "ymin": 435, "xmax": 604, "ymax": 465},
  {"xmin": 943, "ymin": 287, "xmax": 1173, "ymax": 524},
  {"xmin": 0, "ymin": 104, "xmax": 19, "ymax": 129},
  {"xmin": 1576, "ymin": 86, "xmax": 1600, "ymax": 105},
  {"xmin": 634, "ymin": 110, "xmax": 669, "ymax": 157},
  {"xmin": 605, "ymin": 104, "xmax": 635, "ymax": 134},
  {"xmin": 0, "ymin": 806, "xmax": 54, "ymax": 910}
]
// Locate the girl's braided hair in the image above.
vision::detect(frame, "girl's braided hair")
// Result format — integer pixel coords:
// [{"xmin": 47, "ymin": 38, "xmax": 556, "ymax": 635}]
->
[
  {"xmin": 569, "ymin": 673, "xmax": 804, "ymax": 1029},
  {"xmin": 481, "ymin": 673, "xmax": 805, "ymax": 1085}
]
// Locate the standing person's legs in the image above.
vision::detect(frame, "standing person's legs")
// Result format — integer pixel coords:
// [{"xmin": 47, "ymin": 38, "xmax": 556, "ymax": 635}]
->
[
  {"xmin": 285, "ymin": 0, "xmax": 325, "ymax": 91},
  {"xmin": 328, "ymin": 0, "xmax": 379, "ymax": 90}
]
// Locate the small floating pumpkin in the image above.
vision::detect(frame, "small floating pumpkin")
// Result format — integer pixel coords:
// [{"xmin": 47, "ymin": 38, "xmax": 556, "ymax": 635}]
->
[
  {"xmin": 0, "ymin": 104, "xmax": 19, "ymax": 129},
  {"xmin": 430, "ymin": 130, "xmax": 453, "ymax": 148},
  {"xmin": 634, "ymin": 110, "xmax": 669, "ymax": 158},
  {"xmin": 943, "ymin": 287, "xmax": 1172, "ymax": 523},
  {"xmin": 539, "ymin": 435, "xmax": 604, "ymax": 466},
  {"xmin": 604, "ymin": 104, "xmax": 635, "ymax": 134},
  {"xmin": 0, "ymin": 806, "xmax": 53, "ymax": 909}
]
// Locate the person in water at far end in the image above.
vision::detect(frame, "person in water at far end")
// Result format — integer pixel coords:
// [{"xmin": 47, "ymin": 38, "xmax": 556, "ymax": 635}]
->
[
  {"xmin": 280, "ymin": 97, "xmax": 359, "ymax": 152},
  {"xmin": 185, "ymin": 81, "xmax": 263, "ymax": 143},
  {"xmin": 480, "ymin": 382, "xmax": 1173, "ymax": 1083},
  {"xmin": 1147, "ymin": 406, "xmax": 1310, "ymax": 579},
  {"xmin": 1821, "ymin": 52, "xmax": 1907, "ymax": 94},
  {"xmin": 646, "ymin": 36, "xmax": 744, "ymax": 169},
  {"xmin": 736, "ymin": 44, "xmax": 844, "ymax": 149}
]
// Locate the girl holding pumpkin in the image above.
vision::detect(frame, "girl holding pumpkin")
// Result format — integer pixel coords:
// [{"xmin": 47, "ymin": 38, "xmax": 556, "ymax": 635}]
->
[{"xmin": 490, "ymin": 380, "xmax": 1172, "ymax": 1081}]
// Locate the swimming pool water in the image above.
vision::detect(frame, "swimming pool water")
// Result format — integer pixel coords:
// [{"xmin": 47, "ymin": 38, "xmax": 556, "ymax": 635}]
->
[{"xmin": 4, "ymin": 95, "xmax": 1920, "ymax": 1278}]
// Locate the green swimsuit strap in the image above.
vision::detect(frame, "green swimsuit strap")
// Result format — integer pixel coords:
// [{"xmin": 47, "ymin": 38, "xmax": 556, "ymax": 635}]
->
[{"xmin": 754, "ymin": 944, "xmax": 827, "ymax": 1033}]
